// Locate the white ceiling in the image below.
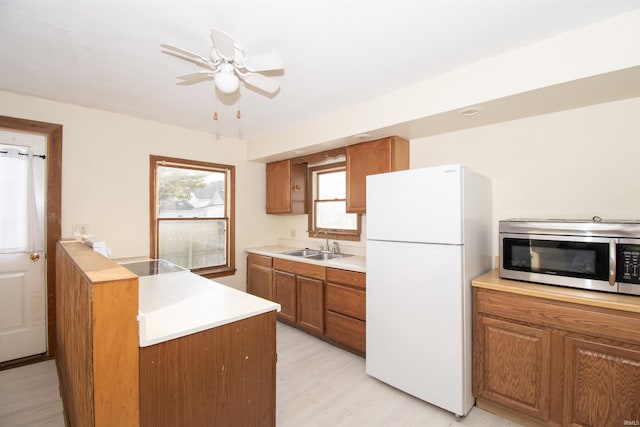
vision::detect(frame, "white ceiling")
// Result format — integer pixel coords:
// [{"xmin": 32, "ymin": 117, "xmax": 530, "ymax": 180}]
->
[{"xmin": 1, "ymin": 0, "xmax": 639, "ymax": 142}]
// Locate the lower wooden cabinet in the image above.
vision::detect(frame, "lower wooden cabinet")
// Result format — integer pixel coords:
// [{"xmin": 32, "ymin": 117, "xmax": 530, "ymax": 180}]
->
[
  {"xmin": 297, "ymin": 275, "xmax": 324, "ymax": 335},
  {"xmin": 246, "ymin": 253, "xmax": 368, "ymax": 354},
  {"xmin": 475, "ymin": 315, "xmax": 551, "ymax": 421},
  {"xmin": 564, "ymin": 335, "xmax": 640, "ymax": 427},
  {"xmin": 246, "ymin": 254, "xmax": 273, "ymax": 301},
  {"xmin": 273, "ymin": 269, "xmax": 296, "ymax": 323},
  {"xmin": 273, "ymin": 258, "xmax": 326, "ymax": 336},
  {"xmin": 325, "ymin": 268, "xmax": 366, "ymax": 354},
  {"xmin": 325, "ymin": 311, "xmax": 365, "ymax": 354},
  {"xmin": 473, "ymin": 287, "xmax": 640, "ymax": 427}
]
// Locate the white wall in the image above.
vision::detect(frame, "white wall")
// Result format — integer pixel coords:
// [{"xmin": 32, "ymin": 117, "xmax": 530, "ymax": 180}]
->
[
  {"xmin": 0, "ymin": 90, "xmax": 288, "ymax": 290},
  {"xmin": 277, "ymin": 98, "xmax": 640, "ymax": 259},
  {"xmin": 248, "ymin": 9, "xmax": 640, "ymax": 161},
  {"xmin": 2, "ymin": 94, "xmax": 638, "ymax": 287},
  {"xmin": 410, "ymin": 97, "xmax": 640, "ymax": 256}
]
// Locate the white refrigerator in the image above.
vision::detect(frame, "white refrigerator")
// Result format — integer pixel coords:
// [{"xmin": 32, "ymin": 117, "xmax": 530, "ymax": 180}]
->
[{"xmin": 365, "ymin": 164, "xmax": 492, "ymax": 418}]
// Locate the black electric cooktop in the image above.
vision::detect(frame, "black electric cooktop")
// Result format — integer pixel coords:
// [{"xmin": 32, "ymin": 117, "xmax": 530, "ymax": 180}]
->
[{"xmin": 122, "ymin": 259, "xmax": 185, "ymax": 277}]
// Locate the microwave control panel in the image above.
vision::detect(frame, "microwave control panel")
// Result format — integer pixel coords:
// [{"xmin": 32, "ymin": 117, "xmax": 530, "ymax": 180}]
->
[{"xmin": 618, "ymin": 244, "xmax": 640, "ymax": 284}]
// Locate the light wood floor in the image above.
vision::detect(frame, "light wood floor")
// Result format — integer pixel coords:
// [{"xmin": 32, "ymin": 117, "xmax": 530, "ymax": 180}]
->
[
  {"xmin": 275, "ymin": 322, "xmax": 520, "ymax": 427},
  {"xmin": 0, "ymin": 321, "xmax": 521, "ymax": 426},
  {"xmin": 0, "ymin": 359, "xmax": 64, "ymax": 426}
]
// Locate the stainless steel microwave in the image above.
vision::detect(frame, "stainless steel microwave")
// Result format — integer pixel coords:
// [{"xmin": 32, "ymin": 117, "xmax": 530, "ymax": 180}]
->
[{"xmin": 499, "ymin": 219, "xmax": 640, "ymax": 296}]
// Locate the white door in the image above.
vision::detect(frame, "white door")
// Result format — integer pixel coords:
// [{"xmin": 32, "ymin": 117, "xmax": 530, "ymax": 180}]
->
[{"xmin": 0, "ymin": 130, "xmax": 47, "ymax": 363}]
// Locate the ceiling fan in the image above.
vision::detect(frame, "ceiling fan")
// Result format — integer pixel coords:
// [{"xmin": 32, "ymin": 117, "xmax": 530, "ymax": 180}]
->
[{"xmin": 161, "ymin": 28, "xmax": 284, "ymax": 95}]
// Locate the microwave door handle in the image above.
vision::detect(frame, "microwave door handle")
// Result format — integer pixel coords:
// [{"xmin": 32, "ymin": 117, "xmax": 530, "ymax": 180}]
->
[{"xmin": 609, "ymin": 240, "xmax": 617, "ymax": 287}]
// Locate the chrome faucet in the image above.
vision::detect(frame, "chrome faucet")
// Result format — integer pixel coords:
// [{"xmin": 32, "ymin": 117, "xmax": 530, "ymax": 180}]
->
[
  {"xmin": 332, "ymin": 241, "xmax": 341, "ymax": 255},
  {"xmin": 313, "ymin": 230, "xmax": 329, "ymax": 252}
]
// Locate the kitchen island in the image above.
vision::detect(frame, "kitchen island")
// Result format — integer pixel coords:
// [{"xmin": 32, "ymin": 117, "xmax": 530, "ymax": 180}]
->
[{"xmin": 56, "ymin": 241, "xmax": 280, "ymax": 427}]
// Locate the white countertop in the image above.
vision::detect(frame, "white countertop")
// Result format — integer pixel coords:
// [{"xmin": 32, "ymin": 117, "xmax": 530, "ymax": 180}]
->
[
  {"xmin": 246, "ymin": 245, "xmax": 366, "ymax": 273},
  {"xmin": 137, "ymin": 270, "xmax": 280, "ymax": 347}
]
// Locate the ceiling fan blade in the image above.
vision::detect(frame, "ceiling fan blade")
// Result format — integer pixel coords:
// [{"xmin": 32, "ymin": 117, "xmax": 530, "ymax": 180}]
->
[
  {"xmin": 161, "ymin": 43, "xmax": 209, "ymax": 63},
  {"xmin": 176, "ymin": 70, "xmax": 215, "ymax": 80},
  {"xmin": 210, "ymin": 28, "xmax": 236, "ymax": 61},
  {"xmin": 243, "ymin": 73, "xmax": 280, "ymax": 94},
  {"xmin": 243, "ymin": 52, "xmax": 284, "ymax": 72}
]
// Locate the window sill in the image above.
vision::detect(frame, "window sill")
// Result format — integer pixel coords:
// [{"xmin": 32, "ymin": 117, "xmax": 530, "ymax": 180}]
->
[{"xmin": 192, "ymin": 266, "xmax": 237, "ymax": 279}]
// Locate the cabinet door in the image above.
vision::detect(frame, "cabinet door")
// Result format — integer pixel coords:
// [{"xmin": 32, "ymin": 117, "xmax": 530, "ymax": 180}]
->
[
  {"xmin": 345, "ymin": 137, "xmax": 408, "ymax": 213},
  {"xmin": 247, "ymin": 254, "xmax": 273, "ymax": 301},
  {"xmin": 297, "ymin": 276, "xmax": 324, "ymax": 336},
  {"xmin": 266, "ymin": 160, "xmax": 307, "ymax": 214},
  {"xmin": 346, "ymin": 139, "xmax": 392, "ymax": 213},
  {"xmin": 475, "ymin": 315, "xmax": 551, "ymax": 421},
  {"xmin": 273, "ymin": 270, "xmax": 296, "ymax": 323},
  {"xmin": 266, "ymin": 160, "xmax": 292, "ymax": 214},
  {"xmin": 564, "ymin": 335, "xmax": 640, "ymax": 427}
]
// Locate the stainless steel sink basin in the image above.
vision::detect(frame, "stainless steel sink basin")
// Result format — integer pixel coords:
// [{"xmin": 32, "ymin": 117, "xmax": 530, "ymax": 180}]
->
[
  {"xmin": 306, "ymin": 253, "xmax": 348, "ymax": 260},
  {"xmin": 283, "ymin": 249, "xmax": 321, "ymax": 257},
  {"xmin": 282, "ymin": 249, "xmax": 353, "ymax": 260}
]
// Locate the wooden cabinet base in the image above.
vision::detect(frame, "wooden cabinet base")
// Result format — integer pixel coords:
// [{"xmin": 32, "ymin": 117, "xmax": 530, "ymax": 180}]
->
[
  {"xmin": 139, "ymin": 311, "xmax": 277, "ymax": 427},
  {"xmin": 473, "ymin": 285, "xmax": 640, "ymax": 427}
]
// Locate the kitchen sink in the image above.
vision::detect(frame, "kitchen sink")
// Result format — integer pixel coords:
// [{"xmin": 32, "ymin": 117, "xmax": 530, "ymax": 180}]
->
[
  {"xmin": 282, "ymin": 248, "xmax": 353, "ymax": 260},
  {"xmin": 283, "ymin": 248, "xmax": 321, "ymax": 257},
  {"xmin": 306, "ymin": 252, "xmax": 352, "ymax": 260}
]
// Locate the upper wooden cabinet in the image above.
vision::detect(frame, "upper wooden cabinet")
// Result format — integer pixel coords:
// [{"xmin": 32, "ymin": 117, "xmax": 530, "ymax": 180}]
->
[
  {"xmin": 345, "ymin": 136, "xmax": 409, "ymax": 213},
  {"xmin": 266, "ymin": 159, "xmax": 307, "ymax": 214}
]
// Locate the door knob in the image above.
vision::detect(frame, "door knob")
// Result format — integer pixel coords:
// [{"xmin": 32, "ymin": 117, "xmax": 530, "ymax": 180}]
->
[{"xmin": 30, "ymin": 252, "xmax": 40, "ymax": 261}]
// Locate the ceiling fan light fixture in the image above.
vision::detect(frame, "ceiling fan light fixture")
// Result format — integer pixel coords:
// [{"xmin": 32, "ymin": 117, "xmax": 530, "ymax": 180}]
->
[
  {"xmin": 163, "ymin": 28, "xmax": 284, "ymax": 97},
  {"xmin": 214, "ymin": 67, "xmax": 240, "ymax": 94}
]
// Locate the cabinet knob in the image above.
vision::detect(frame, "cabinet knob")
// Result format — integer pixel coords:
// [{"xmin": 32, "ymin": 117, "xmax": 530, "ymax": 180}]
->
[{"xmin": 292, "ymin": 183, "xmax": 300, "ymax": 192}]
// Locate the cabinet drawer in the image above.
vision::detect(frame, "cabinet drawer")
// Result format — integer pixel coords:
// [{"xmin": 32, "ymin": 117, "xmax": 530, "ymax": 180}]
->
[
  {"xmin": 273, "ymin": 257, "xmax": 294, "ymax": 273},
  {"xmin": 475, "ymin": 288, "xmax": 640, "ymax": 345},
  {"xmin": 326, "ymin": 283, "xmax": 365, "ymax": 321},
  {"xmin": 247, "ymin": 253, "xmax": 272, "ymax": 268},
  {"xmin": 325, "ymin": 311, "xmax": 365, "ymax": 354},
  {"xmin": 273, "ymin": 258, "xmax": 325, "ymax": 280},
  {"xmin": 326, "ymin": 268, "xmax": 365, "ymax": 290}
]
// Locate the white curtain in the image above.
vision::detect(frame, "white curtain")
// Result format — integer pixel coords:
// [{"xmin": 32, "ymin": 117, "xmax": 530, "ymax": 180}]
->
[{"xmin": 0, "ymin": 146, "xmax": 44, "ymax": 254}]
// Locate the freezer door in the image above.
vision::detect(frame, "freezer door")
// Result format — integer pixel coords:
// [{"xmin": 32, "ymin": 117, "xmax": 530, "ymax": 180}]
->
[
  {"xmin": 366, "ymin": 165, "xmax": 463, "ymax": 244},
  {"xmin": 365, "ymin": 240, "xmax": 474, "ymax": 416}
]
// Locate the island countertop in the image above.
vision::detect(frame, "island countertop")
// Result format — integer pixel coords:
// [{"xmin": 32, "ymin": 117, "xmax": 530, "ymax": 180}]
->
[
  {"xmin": 136, "ymin": 269, "xmax": 280, "ymax": 347},
  {"xmin": 246, "ymin": 244, "xmax": 366, "ymax": 273},
  {"xmin": 472, "ymin": 268, "xmax": 640, "ymax": 313}
]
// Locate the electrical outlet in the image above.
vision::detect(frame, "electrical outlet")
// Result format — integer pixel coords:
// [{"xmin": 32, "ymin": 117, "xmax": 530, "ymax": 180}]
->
[
  {"xmin": 72, "ymin": 224, "xmax": 89, "ymax": 237},
  {"xmin": 290, "ymin": 228, "xmax": 296, "ymax": 238}
]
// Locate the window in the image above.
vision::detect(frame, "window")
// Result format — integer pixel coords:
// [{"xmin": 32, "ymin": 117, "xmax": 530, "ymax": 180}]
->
[
  {"xmin": 150, "ymin": 155, "xmax": 235, "ymax": 278},
  {"xmin": 308, "ymin": 162, "xmax": 360, "ymax": 241}
]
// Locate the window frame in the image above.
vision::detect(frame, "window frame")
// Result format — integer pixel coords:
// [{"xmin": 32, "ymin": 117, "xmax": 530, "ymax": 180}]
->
[
  {"xmin": 307, "ymin": 162, "xmax": 361, "ymax": 241},
  {"xmin": 150, "ymin": 155, "xmax": 236, "ymax": 278}
]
